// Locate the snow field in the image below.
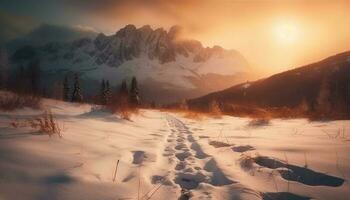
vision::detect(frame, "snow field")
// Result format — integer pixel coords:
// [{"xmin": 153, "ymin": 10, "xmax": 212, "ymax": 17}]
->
[{"xmin": 0, "ymin": 99, "xmax": 349, "ymax": 200}]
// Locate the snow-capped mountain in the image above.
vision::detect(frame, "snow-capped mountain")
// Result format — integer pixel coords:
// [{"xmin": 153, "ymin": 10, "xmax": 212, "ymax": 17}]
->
[{"xmin": 9, "ymin": 24, "xmax": 252, "ymax": 103}]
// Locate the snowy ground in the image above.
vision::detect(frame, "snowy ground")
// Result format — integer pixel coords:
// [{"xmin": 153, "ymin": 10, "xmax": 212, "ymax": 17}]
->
[{"xmin": 0, "ymin": 100, "xmax": 349, "ymax": 200}]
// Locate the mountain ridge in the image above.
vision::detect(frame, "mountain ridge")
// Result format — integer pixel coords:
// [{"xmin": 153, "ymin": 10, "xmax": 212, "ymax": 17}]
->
[
  {"xmin": 7, "ymin": 24, "xmax": 252, "ymax": 103},
  {"xmin": 187, "ymin": 51, "xmax": 350, "ymax": 117}
]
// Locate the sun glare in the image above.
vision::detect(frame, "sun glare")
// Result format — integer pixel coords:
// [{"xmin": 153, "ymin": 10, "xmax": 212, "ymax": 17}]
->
[{"xmin": 274, "ymin": 23, "xmax": 298, "ymax": 44}]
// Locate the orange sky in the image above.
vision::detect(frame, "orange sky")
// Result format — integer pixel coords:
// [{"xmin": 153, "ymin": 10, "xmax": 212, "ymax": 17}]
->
[
  {"xmin": 2, "ymin": 0, "xmax": 350, "ymax": 75},
  {"xmin": 79, "ymin": 0, "xmax": 349, "ymax": 75}
]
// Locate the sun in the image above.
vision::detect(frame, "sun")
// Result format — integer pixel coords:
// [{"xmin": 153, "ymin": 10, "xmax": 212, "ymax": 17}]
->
[{"xmin": 274, "ymin": 23, "xmax": 298, "ymax": 44}]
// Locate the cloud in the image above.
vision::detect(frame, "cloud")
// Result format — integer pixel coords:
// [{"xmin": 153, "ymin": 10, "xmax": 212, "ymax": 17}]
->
[
  {"xmin": 0, "ymin": 10, "xmax": 38, "ymax": 45},
  {"xmin": 1, "ymin": 0, "xmax": 350, "ymax": 74},
  {"xmin": 73, "ymin": 25, "xmax": 97, "ymax": 33}
]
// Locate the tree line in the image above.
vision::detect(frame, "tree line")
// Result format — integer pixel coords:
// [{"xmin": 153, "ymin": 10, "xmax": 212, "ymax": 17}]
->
[
  {"xmin": 62, "ymin": 73, "xmax": 140, "ymax": 107},
  {"xmin": 1, "ymin": 56, "xmax": 141, "ymax": 110}
]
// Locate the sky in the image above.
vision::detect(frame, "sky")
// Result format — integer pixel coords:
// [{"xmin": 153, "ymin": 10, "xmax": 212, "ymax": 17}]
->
[{"xmin": 1, "ymin": 0, "xmax": 350, "ymax": 75}]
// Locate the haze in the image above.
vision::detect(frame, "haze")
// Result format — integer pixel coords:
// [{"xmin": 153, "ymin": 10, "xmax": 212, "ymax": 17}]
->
[{"xmin": 1, "ymin": 0, "xmax": 350, "ymax": 75}]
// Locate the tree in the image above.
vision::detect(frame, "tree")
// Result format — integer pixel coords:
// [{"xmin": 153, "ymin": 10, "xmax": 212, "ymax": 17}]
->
[
  {"xmin": 179, "ymin": 99, "xmax": 188, "ymax": 110},
  {"xmin": 71, "ymin": 73, "xmax": 83, "ymax": 102},
  {"xmin": 119, "ymin": 80, "xmax": 128, "ymax": 96},
  {"xmin": 346, "ymin": 81, "xmax": 350, "ymax": 104},
  {"xmin": 100, "ymin": 79, "xmax": 112, "ymax": 105},
  {"xmin": 13, "ymin": 65, "xmax": 25, "ymax": 94},
  {"xmin": 209, "ymin": 100, "xmax": 221, "ymax": 115},
  {"xmin": 63, "ymin": 75, "xmax": 70, "ymax": 101},
  {"xmin": 0, "ymin": 48, "xmax": 9, "ymax": 89},
  {"xmin": 27, "ymin": 60, "xmax": 41, "ymax": 95},
  {"xmin": 114, "ymin": 79, "xmax": 130, "ymax": 117},
  {"xmin": 150, "ymin": 101, "xmax": 156, "ymax": 108},
  {"xmin": 317, "ymin": 76, "xmax": 331, "ymax": 114},
  {"xmin": 52, "ymin": 81, "xmax": 63, "ymax": 100},
  {"xmin": 100, "ymin": 79, "xmax": 106, "ymax": 105},
  {"xmin": 105, "ymin": 80, "xmax": 111, "ymax": 105},
  {"xmin": 129, "ymin": 76, "xmax": 140, "ymax": 105}
]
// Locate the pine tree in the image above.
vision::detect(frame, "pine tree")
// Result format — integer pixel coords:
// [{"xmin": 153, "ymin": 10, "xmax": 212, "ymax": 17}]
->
[
  {"xmin": 63, "ymin": 75, "xmax": 70, "ymax": 101},
  {"xmin": 129, "ymin": 76, "xmax": 140, "ymax": 105},
  {"xmin": 151, "ymin": 101, "xmax": 156, "ymax": 108},
  {"xmin": 105, "ymin": 80, "xmax": 111, "ymax": 105},
  {"xmin": 52, "ymin": 81, "xmax": 63, "ymax": 100},
  {"xmin": 0, "ymin": 48, "xmax": 9, "ymax": 90},
  {"xmin": 14, "ymin": 65, "xmax": 28, "ymax": 94},
  {"xmin": 317, "ymin": 76, "xmax": 331, "ymax": 114},
  {"xmin": 209, "ymin": 100, "xmax": 221, "ymax": 115},
  {"xmin": 119, "ymin": 80, "xmax": 128, "ymax": 96},
  {"xmin": 100, "ymin": 79, "xmax": 106, "ymax": 105},
  {"xmin": 71, "ymin": 73, "xmax": 83, "ymax": 102},
  {"xmin": 346, "ymin": 82, "xmax": 350, "ymax": 104},
  {"xmin": 116, "ymin": 80, "xmax": 129, "ymax": 115},
  {"xmin": 27, "ymin": 60, "xmax": 41, "ymax": 95}
]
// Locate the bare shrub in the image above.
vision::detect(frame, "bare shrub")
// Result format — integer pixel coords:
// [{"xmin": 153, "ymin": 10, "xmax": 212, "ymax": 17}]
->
[
  {"xmin": 239, "ymin": 154, "xmax": 255, "ymax": 171},
  {"xmin": 248, "ymin": 117, "xmax": 270, "ymax": 127},
  {"xmin": 33, "ymin": 110, "xmax": 62, "ymax": 137},
  {"xmin": 208, "ymin": 100, "xmax": 222, "ymax": 118},
  {"xmin": 0, "ymin": 92, "xmax": 41, "ymax": 111},
  {"xmin": 107, "ymin": 95, "xmax": 138, "ymax": 120},
  {"xmin": 222, "ymin": 104, "xmax": 268, "ymax": 118},
  {"xmin": 10, "ymin": 109, "xmax": 63, "ymax": 137},
  {"xmin": 178, "ymin": 99, "xmax": 188, "ymax": 110},
  {"xmin": 182, "ymin": 111, "xmax": 205, "ymax": 121},
  {"xmin": 10, "ymin": 118, "xmax": 26, "ymax": 128}
]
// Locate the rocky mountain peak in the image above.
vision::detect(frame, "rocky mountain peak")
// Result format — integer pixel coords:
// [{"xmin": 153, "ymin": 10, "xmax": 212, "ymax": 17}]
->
[
  {"xmin": 8, "ymin": 24, "xmax": 250, "ymax": 104},
  {"xmin": 168, "ymin": 25, "xmax": 183, "ymax": 41},
  {"xmin": 10, "ymin": 24, "xmax": 247, "ymax": 71},
  {"xmin": 115, "ymin": 24, "xmax": 137, "ymax": 37},
  {"xmin": 92, "ymin": 24, "xmax": 236, "ymax": 66}
]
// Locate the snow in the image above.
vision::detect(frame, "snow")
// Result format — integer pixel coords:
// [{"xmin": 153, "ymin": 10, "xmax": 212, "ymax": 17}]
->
[
  {"xmin": 28, "ymin": 40, "xmax": 249, "ymax": 91},
  {"xmin": 82, "ymin": 52, "xmax": 250, "ymax": 90},
  {"xmin": 242, "ymin": 83, "xmax": 251, "ymax": 89},
  {"xmin": 171, "ymin": 114, "xmax": 350, "ymax": 200},
  {"xmin": 0, "ymin": 99, "xmax": 349, "ymax": 200}
]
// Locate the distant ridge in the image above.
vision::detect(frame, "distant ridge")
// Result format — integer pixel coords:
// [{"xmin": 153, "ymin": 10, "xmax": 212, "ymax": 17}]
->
[{"xmin": 187, "ymin": 51, "xmax": 350, "ymax": 118}]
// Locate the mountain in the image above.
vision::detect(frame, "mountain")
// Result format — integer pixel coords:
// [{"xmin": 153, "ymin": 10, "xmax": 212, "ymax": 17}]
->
[
  {"xmin": 187, "ymin": 51, "xmax": 350, "ymax": 117},
  {"xmin": 8, "ymin": 24, "xmax": 252, "ymax": 103}
]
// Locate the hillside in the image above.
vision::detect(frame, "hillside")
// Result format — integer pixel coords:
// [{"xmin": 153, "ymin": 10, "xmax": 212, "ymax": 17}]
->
[{"xmin": 187, "ymin": 51, "xmax": 350, "ymax": 118}]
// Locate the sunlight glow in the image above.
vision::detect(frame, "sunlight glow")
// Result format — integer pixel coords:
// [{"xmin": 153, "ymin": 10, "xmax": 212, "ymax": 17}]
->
[{"xmin": 274, "ymin": 23, "xmax": 299, "ymax": 44}]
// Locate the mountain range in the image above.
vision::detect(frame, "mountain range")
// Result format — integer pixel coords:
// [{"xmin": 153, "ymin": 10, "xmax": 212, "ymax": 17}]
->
[{"xmin": 6, "ymin": 24, "xmax": 253, "ymax": 103}]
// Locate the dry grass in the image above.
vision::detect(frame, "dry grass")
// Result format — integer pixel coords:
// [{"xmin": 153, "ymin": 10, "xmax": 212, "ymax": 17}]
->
[
  {"xmin": 182, "ymin": 111, "xmax": 206, "ymax": 121},
  {"xmin": 11, "ymin": 109, "xmax": 63, "ymax": 137},
  {"xmin": 238, "ymin": 154, "xmax": 256, "ymax": 171},
  {"xmin": 221, "ymin": 104, "xmax": 269, "ymax": 118},
  {"xmin": 34, "ymin": 110, "xmax": 62, "ymax": 137},
  {"xmin": 160, "ymin": 108, "xmax": 224, "ymax": 121},
  {"xmin": 191, "ymin": 100, "xmax": 350, "ymax": 120},
  {"xmin": 107, "ymin": 95, "xmax": 139, "ymax": 120},
  {"xmin": 321, "ymin": 127, "xmax": 348, "ymax": 140},
  {"xmin": 248, "ymin": 117, "xmax": 271, "ymax": 127},
  {"xmin": 159, "ymin": 108, "xmax": 207, "ymax": 121},
  {"xmin": 208, "ymin": 100, "xmax": 222, "ymax": 118},
  {"xmin": 0, "ymin": 92, "xmax": 41, "ymax": 111}
]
